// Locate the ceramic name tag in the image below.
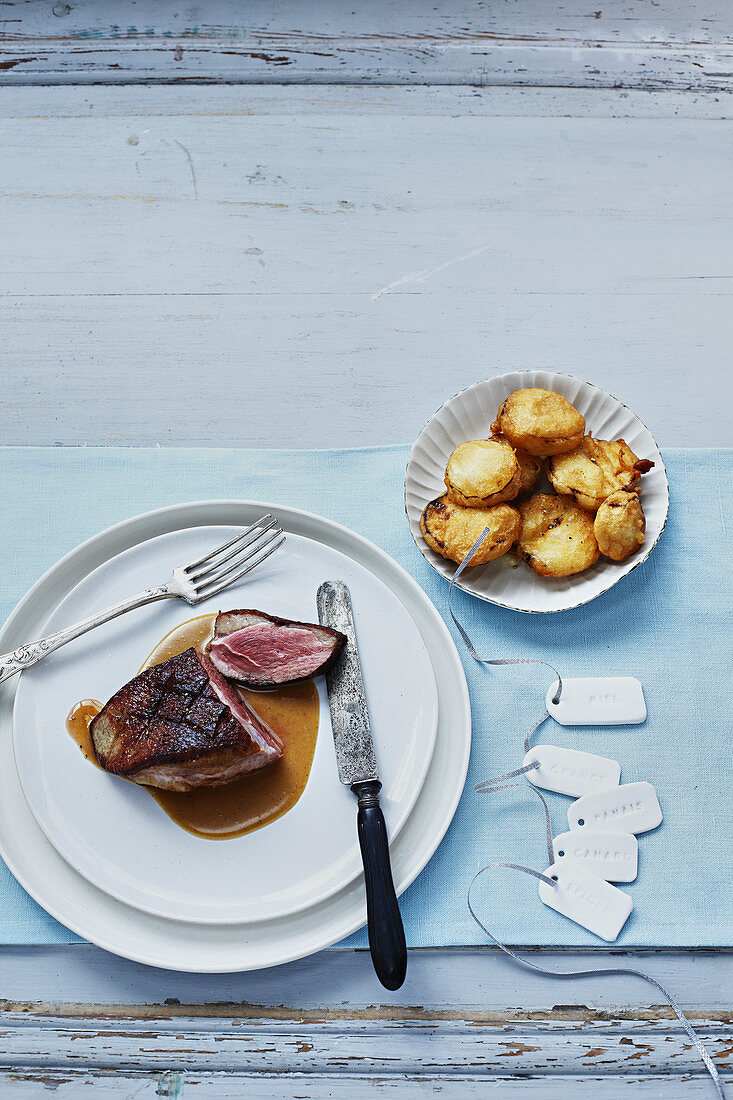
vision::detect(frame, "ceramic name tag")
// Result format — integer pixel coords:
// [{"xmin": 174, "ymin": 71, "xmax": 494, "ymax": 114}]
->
[
  {"xmin": 552, "ymin": 829, "xmax": 638, "ymax": 883},
  {"xmin": 538, "ymin": 861, "xmax": 633, "ymax": 941},
  {"xmin": 567, "ymin": 781, "xmax": 663, "ymax": 835},
  {"xmin": 523, "ymin": 745, "xmax": 620, "ymax": 798},
  {"xmin": 546, "ymin": 677, "xmax": 646, "ymax": 726}
]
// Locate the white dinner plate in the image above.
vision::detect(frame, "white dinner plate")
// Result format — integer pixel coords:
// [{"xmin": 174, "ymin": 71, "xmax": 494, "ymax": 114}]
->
[
  {"xmin": 0, "ymin": 501, "xmax": 470, "ymax": 970},
  {"xmin": 13, "ymin": 526, "xmax": 438, "ymax": 924},
  {"xmin": 405, "ymin": 371, "xmax": 669, "ymax": 613}
]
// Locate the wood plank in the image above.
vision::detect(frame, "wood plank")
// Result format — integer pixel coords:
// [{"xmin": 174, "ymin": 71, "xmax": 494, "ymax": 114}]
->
[
  {"xmin": 2, "ymin": 85, "xmax": 731, "ymax": 120},
  {"xmin": 1, "ymin": 87, "xmax": 731, "ymax": 449},
  {"xmin": 1, "ymin": 946, "xmax": 730, "ymax": 1013},
  {"xmin": 2, "ymin": 1072, "xmax": 732, "ymax": 1098},
  {"xmin": 0, "ymin": 0, "xmax": 732, "ymax": 90},
  {"xmin": 0, "ymin": 1012, "xmax": 731, "ymax": 1077},
  {"xmin": 1, "ymin": 950, "xmax": 728, "ymax": 1092},
  {"xmin": 0, "ymin": 76, "xmax": 730, "ymax": 1100},
  {"xmin": 2, "ymin": 949, "xmax": 728, "ymax": 1090}
]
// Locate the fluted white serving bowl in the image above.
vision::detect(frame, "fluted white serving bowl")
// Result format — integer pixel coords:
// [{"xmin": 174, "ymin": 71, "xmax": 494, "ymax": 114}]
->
[{"xmin": 404, "ymin": 371, "xmax": 669, "ymax": 613}]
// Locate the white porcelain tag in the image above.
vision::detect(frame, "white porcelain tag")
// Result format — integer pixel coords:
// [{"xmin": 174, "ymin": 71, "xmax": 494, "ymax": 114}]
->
[
  {"xmin": 547, "ymin": 677, "xmax": 646, "ymax": 726},
  {"xmin": 538, "ymin": 861, "xmax": 633, "ymax": 941},
  {"xmin": 524, "ymin": 745, "xmax": 620, "ymax": 798},
  {"xmin": 568, "ymin": 781, "xmax": 663, "ymax": 835},
  {"xmin": 552, "ymin": 829, "xmax": 638, "ymax": 883}
]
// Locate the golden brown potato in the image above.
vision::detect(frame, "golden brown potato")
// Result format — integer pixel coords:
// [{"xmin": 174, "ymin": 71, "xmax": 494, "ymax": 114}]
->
[
  {"xmin": 444, "ymin": 439, "xmax": 521, "ymax": 508},
  {"xmin": 594, "ymin": 491, "xmax": 645, "ymax": 561},
  {"xmin": 420, "ymin": 495, "xmax": 521, "ymax": 566},
  {"xmin": 489, "ymin": 432, "xmax": 542, "ymax": 495},
  {"xmin": 491, "ymin": 388, "xmax": 585, "ymax": 456},
  {"xmin": 517, "ymin": 494, "xmax": 600, "ymax": 577},
  {"xmin": 547, "ymin": 435, "xmax": 649, "ymax": 511}
]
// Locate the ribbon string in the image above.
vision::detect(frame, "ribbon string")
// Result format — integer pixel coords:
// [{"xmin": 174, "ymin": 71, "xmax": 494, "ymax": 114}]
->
[
  {"xmin": 448, "ymin": 530, "xmax": 563, "ymax": 736},
  {"xmin": 475, "ymin": 760, "xmax": 540, "ymax": 789},
  {"xmin": 476, "ymin": 779, "xmax": 555, "ymax": 868},
  {"xmin": 446, "ymin": 531, "xmax": 725, "ymax": 1095},
  {"xmin": 522, "ymin": 708, "xmax": 553, "ymax": 753},
  {"xmin": 467, "ymin": 864, "xmax": 725, "ymax": 1099},
  {"xmin": 448, "ymin": 528, "xmax": 559, "ymax": 864}
]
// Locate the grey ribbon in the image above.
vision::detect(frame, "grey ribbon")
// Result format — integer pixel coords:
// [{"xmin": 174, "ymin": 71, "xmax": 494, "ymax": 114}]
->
[
  {"xmin": 448, "ymin": 528, "xmax": 559, "ymax": 863},
  {"xmin": 477, "ymin": 778, "xmax": 555, "ymax": 868},
  {"xmin": 447, "ymin": 527, "xmax": 563, "ymax": 719},
  {"xmin": 449, "ymin": 531, "xmax": 725, "ymax": 1096},
  {"xmin": 468, "ymin": 863, "xmax": 725, "ymax": 1099}
]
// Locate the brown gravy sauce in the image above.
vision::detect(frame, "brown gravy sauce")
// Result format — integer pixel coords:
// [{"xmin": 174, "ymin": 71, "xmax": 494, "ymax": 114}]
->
[
  {"xmin": 65, "ymin": 614, "xmax": 320, "ymax": 841},
  {"xmin": 66, "ymin": 700, "xmax": 103, "ymax": 766}
]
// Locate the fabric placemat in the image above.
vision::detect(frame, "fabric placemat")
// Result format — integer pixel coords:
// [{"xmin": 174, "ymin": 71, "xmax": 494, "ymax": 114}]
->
[{"xmin": 0, "ymin": 446, "xmax": 730, "ymax": 949}]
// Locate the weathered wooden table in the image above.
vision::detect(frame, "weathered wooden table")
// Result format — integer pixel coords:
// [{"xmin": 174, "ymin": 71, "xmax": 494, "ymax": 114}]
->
[{"xmin": 1, "ymin": 3, "xmax": 731, "ymax": 1095}]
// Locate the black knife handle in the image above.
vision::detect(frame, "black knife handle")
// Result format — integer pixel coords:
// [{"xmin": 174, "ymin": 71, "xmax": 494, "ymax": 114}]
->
[{"xmin": 352, "ymin": 780, "xmax": 407, "ymax": 991}]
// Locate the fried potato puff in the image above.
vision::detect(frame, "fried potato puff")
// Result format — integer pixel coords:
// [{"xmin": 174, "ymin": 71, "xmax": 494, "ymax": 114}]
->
[
  {"xmin": 517, "ymin": 494, "xmax": 600, "ymax": 577},
  {"xmin": 491, "ymin": 388, "xmax": 585, "ymax": 456},
  {"xmin": 489, "ymin": 432, "xmax": 542, "ymax": 495},
  {"xmin": 444, "ymin": 439, "xmax": 521, "ymax": 508},
  {"xmin": 547, "ymin": 435, "xmax": 650, "ymax": 511},
  {"xmin": 594, "ymin": 490, "xmax": 646, "ymax": 561},
  {"xmin": 420, "ymin": 495, "xmax": 521, "ymax": 566}
]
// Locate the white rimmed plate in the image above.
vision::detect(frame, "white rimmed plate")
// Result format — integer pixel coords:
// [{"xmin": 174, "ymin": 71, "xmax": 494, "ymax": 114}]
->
[
  {"xmin": 405, "ymin": 371, "xmax": 669, "ymax": 613},
  {"xmin": 0, "ymin": 501, "xmax": 470, "ymax": 971},
  {"xmin": 13, "ymin": 526, "xmax": 438, "ymax": 924}
]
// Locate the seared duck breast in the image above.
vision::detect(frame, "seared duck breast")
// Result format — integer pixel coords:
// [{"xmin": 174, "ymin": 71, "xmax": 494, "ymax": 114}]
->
[
  {"xmin": 207, "ymin": 609, "xmax": 346, "ymax": 689},
  {"xmin": 90, "ymin": 647, "xmax": 282, "ymax": 791}
]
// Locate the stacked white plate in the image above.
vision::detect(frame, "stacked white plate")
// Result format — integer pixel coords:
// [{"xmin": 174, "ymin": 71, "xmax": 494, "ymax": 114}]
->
[{"xmin": 0, "ymin": 502, "xmax": 471, "ymax": 972}]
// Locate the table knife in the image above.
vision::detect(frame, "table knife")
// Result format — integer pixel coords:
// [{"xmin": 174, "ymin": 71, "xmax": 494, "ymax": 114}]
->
[{"xmin": 316, "ymin": 580, "xmax": 407, "ymax": 991}]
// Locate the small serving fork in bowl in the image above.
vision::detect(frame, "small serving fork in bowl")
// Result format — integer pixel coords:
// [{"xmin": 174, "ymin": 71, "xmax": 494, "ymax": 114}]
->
[{"xmin": 0, "ymin": 516, "xmax": 285, "ymax": 685}]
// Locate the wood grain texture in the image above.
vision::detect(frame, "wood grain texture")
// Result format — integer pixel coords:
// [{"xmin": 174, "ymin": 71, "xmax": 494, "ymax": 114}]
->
[
  {"xmin": 2, "ymin": 85, "xmax": 730, "ymax": 119},
  {"xmin": 0, "ymin": 63, "xmax": 731, "ymax": 1096},
  {"xmin": 2, "ymin": 1073, "xmax": 732, "ymax": 1098},
  {"xmin": 0, "ymin": 949, "xmax": 730, "ymax": 1092},
  {"xmin": 0, "ymin": 0, "xmax": 732, "ymax": 90},
  {"xmin": 2, "ymin": 945, "xmax": 731, "ymax": 1012},
  {"xmin": 1, "ymin": 86, "xmax": 731, "ymax": 449},
  {"xmin": 0, "ymin": 1013, "xmax": 730, "ymax": 1076}
]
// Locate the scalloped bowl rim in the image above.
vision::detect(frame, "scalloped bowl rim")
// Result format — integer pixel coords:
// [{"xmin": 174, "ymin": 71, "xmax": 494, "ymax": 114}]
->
[{"xmin": 404, "ymin": 371, "xmax": 670, "ymax": 614}]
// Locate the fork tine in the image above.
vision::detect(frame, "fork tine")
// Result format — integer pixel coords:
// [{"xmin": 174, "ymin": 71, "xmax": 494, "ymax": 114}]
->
[
  {"xmin": 193, "ymin": 528, "xmax": 283, "ymax": 593},
  {"xmin": 183, "ymin": 515, "xmax": 273, "ymax": 573},
  {"xmin": 188, "ymin": 518, "xmax": 279, "ymax": 584},
  {"xmin": 194, "ymin": 535, "xmax": 285, "ymax": 602}
]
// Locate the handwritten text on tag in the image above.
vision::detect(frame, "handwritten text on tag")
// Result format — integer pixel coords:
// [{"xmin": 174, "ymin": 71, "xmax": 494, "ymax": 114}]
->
[
  {"xmin": 524, "ymin": 745, "xmax": 620, "ymax": 798},
  {"xmin": 538, "ymin": 861, "xmax": 634, "ymax": 941},
  {"xmin": 547, "ymin": 677, "xmax": 646, "ymax": 726},
  {"xmin": 568, "ymin": 781, "xmax": 663, "ymax": 835},
  {"xmin": 552, "ymin": 829, "xmax": 638, "ymax": 882}
]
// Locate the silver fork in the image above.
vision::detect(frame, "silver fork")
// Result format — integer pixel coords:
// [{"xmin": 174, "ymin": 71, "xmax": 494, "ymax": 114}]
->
[{"xmin": 0, "ymin": 516, "xmax": 285, "ymax": 685}]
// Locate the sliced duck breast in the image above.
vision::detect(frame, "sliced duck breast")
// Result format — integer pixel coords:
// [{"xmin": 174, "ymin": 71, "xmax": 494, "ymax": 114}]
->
[
  {"xmin": 90, "ymin": 647, "xmax": 282, "ymax": 792},
  {"xmin": 208, "ymin": 609, "xmax": 346, "ymax": 689}
]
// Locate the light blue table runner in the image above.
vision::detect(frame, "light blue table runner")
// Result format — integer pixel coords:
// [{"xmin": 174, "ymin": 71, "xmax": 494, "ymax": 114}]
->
[{"xmin": 0, "ymin": 446, "xmax": 730, "ymax": 949}]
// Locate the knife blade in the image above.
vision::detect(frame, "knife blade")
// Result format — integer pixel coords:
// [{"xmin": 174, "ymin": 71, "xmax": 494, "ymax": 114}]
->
[
  {"xmin": 316, "ymin": 579, "xmax": 378, "ymax": 785},
  {"xmin": 316, "ymin": 579, "xmax": 407, "ymax": 991}
]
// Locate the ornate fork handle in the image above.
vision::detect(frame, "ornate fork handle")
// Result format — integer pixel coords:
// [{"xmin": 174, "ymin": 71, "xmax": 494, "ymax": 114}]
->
[{"xmin": 0, "ymin": 585, "xmax": 171, "ymax": 686}]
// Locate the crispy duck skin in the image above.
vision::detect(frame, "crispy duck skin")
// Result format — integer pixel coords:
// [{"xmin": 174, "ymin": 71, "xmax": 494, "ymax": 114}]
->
[
  {"xmin": 207, "ymin": 609, "xmax": 346, "ymax": 689},
  {"xmin": 90, "ymin": 647, "xmax": 282, "ymax": 792}
]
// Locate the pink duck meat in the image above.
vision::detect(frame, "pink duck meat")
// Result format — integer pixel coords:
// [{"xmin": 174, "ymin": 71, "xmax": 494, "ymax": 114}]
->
[{"xmin": 207, "ymin": 609, "xmax": 346, "ymax": 689}]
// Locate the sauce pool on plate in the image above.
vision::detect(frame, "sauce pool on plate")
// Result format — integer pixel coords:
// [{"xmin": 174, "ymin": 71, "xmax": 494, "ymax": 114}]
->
[
  {"xmin": 65, "ymin": 614, "xmax": 320, "ymax": 840},
  {"xmin": 66, "ymin": 699, "xmax": 103, "ymax": 765}
]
